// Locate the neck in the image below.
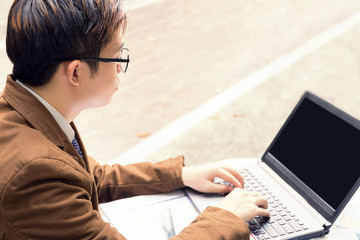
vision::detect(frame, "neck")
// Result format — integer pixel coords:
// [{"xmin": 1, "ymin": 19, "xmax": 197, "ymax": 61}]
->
[{"xmin": 30, "ymin": 83, "xmax": 81, "ymax": 123}]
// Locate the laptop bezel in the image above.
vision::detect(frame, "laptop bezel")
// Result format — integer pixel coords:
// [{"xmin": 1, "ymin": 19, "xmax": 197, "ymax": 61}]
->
[{"xmin": 261, "ymin": 91, "xmax": 360, "ymax": 224}]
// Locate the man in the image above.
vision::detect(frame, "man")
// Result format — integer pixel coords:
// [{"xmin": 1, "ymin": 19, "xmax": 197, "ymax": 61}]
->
[{"xmin": 0, "ymin": 0, "xmax": 270, "ymax": 239}]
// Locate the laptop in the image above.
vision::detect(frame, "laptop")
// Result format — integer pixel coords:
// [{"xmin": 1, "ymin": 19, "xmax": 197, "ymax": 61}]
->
[{"xmin": 187, "ymin": 91, "xmax": 360, "ymax": 240}]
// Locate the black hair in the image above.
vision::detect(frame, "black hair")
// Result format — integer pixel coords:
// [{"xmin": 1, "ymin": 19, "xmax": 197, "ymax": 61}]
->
[{"xmin": 6, "ymin": 0, "xmax": 127, "ymax": 86}]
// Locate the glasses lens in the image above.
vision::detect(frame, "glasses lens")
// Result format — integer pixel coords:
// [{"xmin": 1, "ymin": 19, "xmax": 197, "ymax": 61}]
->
[{"xmin": 120, "ymin": 48, "xmax": 129, "ymax": 72}]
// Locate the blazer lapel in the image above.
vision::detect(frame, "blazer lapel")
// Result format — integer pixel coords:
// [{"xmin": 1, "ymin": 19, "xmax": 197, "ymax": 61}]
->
[{"xmin": 3, "ymin": 76, "xmax": 88, "ymax": 170}]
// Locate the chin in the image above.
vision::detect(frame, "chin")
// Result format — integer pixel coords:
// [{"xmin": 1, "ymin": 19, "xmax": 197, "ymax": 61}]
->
[
  {"xmin": 104, "ymin": 95, "xmax": 114, "ymax": 106},
  {"xmin": 89, "ymin": 92, "xmax": 116, "ymax": 108},
  {"xmin": 91, "ymin": 99, "xmax": 112, "ymax": 109}
]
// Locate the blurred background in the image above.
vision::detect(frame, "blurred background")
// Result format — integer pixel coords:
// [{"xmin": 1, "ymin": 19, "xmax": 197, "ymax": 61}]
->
[{"xmin": 1, "ymin": 0, "xmax": 360, "ymax": 166}]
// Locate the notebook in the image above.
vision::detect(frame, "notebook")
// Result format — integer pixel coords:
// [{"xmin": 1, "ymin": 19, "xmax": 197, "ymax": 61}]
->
[{"xmin": 189, "ymin": 91, "xmax": 360, "ymax": 240}]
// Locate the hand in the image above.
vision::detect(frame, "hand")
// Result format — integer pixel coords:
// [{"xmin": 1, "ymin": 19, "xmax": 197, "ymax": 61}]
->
[
  {"xmin": 218, "ymin": 188, "xmax": 270, "ymax": 222},
  {"xmin": 182, "ymin": 164, "xmax": 244, "ymax": 194}
]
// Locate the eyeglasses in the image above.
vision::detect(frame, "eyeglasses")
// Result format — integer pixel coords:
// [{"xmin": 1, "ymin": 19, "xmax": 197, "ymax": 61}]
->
[{"xmin": 77, "ymin": 48, "xmax": 130, "ymax": 73}]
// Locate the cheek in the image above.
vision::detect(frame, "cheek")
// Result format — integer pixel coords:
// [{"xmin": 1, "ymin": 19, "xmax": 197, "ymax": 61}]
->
[
  {"xmin": 100, "ymin": 65, "xmax": 119, "ymax": 84},
  {"xmin": 106, "ymin": 64, "xmax": 121, "ymax": 81}
]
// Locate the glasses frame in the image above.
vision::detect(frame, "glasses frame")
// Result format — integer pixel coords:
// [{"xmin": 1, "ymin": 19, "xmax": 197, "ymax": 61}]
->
[{"xmin": 75, "ymin": 48, "xmax": 130, "ymax": 73}]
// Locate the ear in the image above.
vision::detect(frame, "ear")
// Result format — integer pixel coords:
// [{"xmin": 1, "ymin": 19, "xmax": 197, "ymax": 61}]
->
[{"xmin": 65, "ymin": 60, "xmax": 82, "ymax": 86}]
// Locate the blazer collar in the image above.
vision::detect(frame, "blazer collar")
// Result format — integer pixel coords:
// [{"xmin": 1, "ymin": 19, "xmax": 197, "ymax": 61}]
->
[{"xmin": 3, "ymin": 75, "xmax": 87, "ymax": 167}]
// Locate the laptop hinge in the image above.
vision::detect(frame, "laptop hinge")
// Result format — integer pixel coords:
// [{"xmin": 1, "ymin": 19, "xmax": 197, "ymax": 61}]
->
[
  {"xmin": 323, "ymin": 222, "xmax": 331, "ymax": 230},
  {"xmin": 319, "ymin": 223, "xmax": 331, "ymax": 237}
]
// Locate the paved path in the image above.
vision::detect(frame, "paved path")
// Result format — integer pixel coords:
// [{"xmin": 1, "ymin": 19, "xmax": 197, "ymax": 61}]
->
[{"xmin": 1, "ymin": 0, "xmax": 360, "ymax": 166}]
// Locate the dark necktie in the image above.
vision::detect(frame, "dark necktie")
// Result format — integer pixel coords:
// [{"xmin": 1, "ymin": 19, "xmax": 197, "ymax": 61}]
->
[{"xmin": 72, "ymin": 137, "xmax": 83, "ymax": 159}]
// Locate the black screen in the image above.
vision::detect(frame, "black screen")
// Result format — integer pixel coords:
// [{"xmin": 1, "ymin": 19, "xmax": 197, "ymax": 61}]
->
[{"xmin": 269, "ymin": 98, "xmax": 360, "ymax": 210}]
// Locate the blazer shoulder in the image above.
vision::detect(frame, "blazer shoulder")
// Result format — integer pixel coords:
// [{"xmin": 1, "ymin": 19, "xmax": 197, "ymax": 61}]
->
[{"xmin": 0, "ymin": 124, "xmax": 91, "ymax": 199}]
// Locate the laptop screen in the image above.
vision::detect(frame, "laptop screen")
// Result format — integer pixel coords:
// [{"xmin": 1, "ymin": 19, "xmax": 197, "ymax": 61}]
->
[{"xmin": 268, "ymin": 96, "xmax": 360, "ymax": 212}]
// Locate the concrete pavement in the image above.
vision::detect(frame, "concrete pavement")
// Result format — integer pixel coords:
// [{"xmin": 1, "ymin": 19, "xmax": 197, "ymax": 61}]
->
[
  {"xmin": 1, "ymin": 0, "xmax": 360, "ymax": 166},
  {"xmin": 117, "ymin": 13, "xmax": 360, "ymax": 165}
]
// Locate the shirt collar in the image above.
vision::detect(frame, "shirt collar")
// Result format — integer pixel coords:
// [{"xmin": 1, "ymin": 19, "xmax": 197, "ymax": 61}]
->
[{"xmin": 16, "ymin": 80, "xmax": 75, "ymax": 142}]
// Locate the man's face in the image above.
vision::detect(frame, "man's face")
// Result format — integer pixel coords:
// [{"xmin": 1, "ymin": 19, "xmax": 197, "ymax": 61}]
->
[{"xmin": 80, "ymin": 32, "xmax": 125, "ymax": 109}]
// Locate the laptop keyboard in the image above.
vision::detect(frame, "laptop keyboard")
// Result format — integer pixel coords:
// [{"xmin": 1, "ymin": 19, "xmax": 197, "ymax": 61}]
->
[{"xmin": 239, "ymin": 168, "xmax": 309, "ymax": 239}]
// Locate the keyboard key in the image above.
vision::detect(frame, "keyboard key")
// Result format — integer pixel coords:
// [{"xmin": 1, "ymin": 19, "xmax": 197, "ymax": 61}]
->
[
  {"xmin": 268, "ymin": 218, "xmax": 275, "ymax": 224},
  {"xmin": 262, "ymin": 223, "xmax": 278, "ymax": 238},
  {"xmin": 278, "ymin": 219, "xmax": 286, "ymax": 225},
  {"xmin": 270, "ymin": 222, "xmax": 286, "ymax": 236},
  {"xmin": 256, "ymin": 235, "xmax": 264, "ymax": 240},
  {"xmin": 281, "ymin": 223, "xmax": 294, "ymax": 234},
  {"xmin": 301, "ymin": 225, "xmax": 308, "ymax": 230},
  {"xmin": 288, "ymin": 220, "xmax": 302, "ymax": 232},
  {"xmin": 262, "ymin": 233, "xmax": 270, "ymax": 239},
  {"xmin": 249, "ymin": 220, "xmax": 257, "ymax": 225},
  {"xmin": 281, "ymin": 205, "xmax": 287, "ymax": 210},
  {"xmin": 249, "ymin": 225, "xmax": 258, "ymax": 231},
  {"xmin": 255, "ymin": 217, "xmax": 266, "ymax": 224},
  {"xmin": 279, "ymin": 212, "xmax": 288, "ymax": 217},
  {"xmin": 269, "ymin": 211, "xmax": 277, "ymax": 216}
]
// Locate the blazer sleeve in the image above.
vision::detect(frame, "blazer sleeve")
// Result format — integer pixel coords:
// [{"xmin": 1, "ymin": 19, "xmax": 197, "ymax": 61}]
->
[
  {"xmin": 1, "ymin": 158, "xmax": 126, "ymax": 240},
  {"xmin": 90, "ymin": 156, "xmax": 185, "ymax": 203},
  {"xmin": 89, "ymin": 156, "xmax": 250, "ymax": 239},
  {"xmin": 172, "ymin": 207, "xmax": 250, "ymax": 240}
]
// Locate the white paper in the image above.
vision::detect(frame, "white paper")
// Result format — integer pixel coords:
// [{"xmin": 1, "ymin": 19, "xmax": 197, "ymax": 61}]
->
[
  {"xmin": 336, "ymin": 204, "xmax": 360, "ymax": 231},
  {"xmin": 185, "ymin": 188, "xmax": 224, "ymax": 213},
  {"xmin": 100, "ymin": 190, "xmax": 198, "ymax": 239},
  {"xmin": 101, "ymin": 190, "xmax": 185, "ymax": 213}
]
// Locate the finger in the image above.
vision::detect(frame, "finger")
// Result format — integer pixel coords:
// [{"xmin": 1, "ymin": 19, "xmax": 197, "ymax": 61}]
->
[
  {"xmin": 221, "ymin": 166, "xmax": 244, "ymax": 188},
  {"xmin": 255, "ymin": 207, "xmax": 271, "ymax": 218},
  {"xmin": 215, "ymin": 168, "xmax": 243, "ymax": 189},
  {"xmin": 208, "ymin": 182, "xmax": 234, "ymax": 193},
  {"xmin": 255, "ymin": 196, "xmax": 268, "ymax": 209}
]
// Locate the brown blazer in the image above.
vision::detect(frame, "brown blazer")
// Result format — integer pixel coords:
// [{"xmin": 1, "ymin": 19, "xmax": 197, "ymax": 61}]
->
[{"xmin": 0, "ymin": 76, "xmax": 249, "ymax": 240}]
